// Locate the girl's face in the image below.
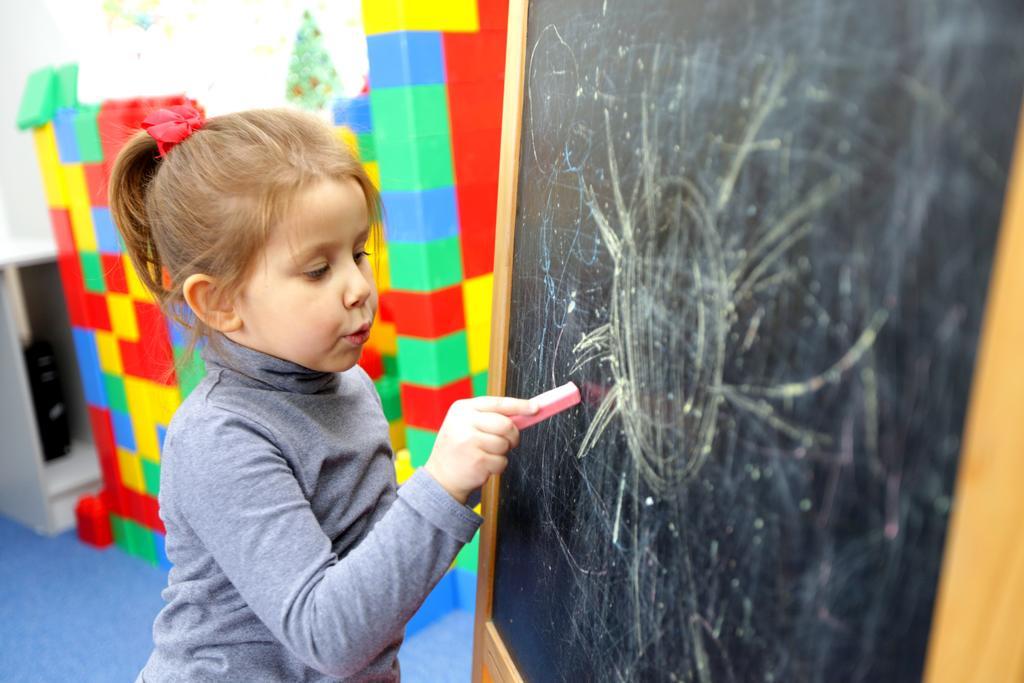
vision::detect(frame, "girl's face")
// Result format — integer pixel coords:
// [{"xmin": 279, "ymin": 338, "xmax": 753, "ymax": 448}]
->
[{"xmin": 228, "ymin": 177, "xmax": 378, "ymax": 373}]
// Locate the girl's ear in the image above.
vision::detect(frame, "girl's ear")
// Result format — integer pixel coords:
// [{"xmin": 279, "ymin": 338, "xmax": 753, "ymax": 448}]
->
[{"xmin": 183, "ymin": 274, "xmax": 242, "ymax": 333}]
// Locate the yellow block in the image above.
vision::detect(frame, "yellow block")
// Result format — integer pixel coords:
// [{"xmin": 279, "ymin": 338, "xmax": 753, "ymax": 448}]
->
[
  {"xmin": 373, "ymin": 241, "xmax": 391, "ymax": 292},
  {"xmin": 363, "ymin": 0, "xmax": 478, "ymax": 34},
  {"xmin": 123, "ymin": 253, "xmax": 154, "ymax": 302},
  {"xmin": 364, "ymin": 160, "xmax": 380, "ymax": 190},
  {"xmin": 117, "ymin": 448, "xmax": 145, "ymax": 493},
  {"xmin": 32, "ymin": 124, "xmax": 67, "ymax": 208},
  {"xmin": 124, "ymin": 376, "xmax": 160, "ymax": 462},
  {"xmin": 389, "ymin": 418, "xmax": 407, "ymax": 452},
  {"xmin": 467, "ymin": 322, "xmax": 491, "ymax": 374},
  {"xmin": 368, "ymin": 320, "xmax": 397, "ymax": 356},
  {"xmin": 63, "ymin": 165, "xmax": 97, "ymax": 252},
  {"xmin": 149, "ymin": 382, "xmax": 182, "ymax": 427},
  {"xmin": 395, "ymin": 447, "xmax": 415, "ymax": 484},
  {"xmin": 335, "ymin": 127, "xmax": 359, "ymax": 157},
  {"xmin": 95, "ymin": 330, "xmax": 123, "ymax": 375},
  {"xmin": 107, "ymin": 293, "xmax": 139, "ymax": 341},
  {"xmin": 462, "ymin": 272, "xmax": 493, "ymax": 330}
]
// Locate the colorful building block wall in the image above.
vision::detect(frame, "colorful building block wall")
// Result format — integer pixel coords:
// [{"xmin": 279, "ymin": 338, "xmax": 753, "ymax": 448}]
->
[
  {"xmin": 354, "ymin": 0, "xmax": 509, "ymax": 579},
  {"xmin": 17, "ymin": 63, "xmax": 205, "ymax": 565}
]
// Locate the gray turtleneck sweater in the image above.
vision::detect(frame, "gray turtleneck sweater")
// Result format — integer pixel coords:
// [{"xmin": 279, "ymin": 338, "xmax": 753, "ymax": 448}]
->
[{"xmin": 137, "ymin": 339, "xmax": 482, "ymax": 682}]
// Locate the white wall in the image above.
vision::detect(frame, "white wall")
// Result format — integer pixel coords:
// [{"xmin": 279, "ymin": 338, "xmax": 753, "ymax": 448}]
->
[
  {"xmin": 0, "ymin": 2, "xmax": 74, "ymax": 240},
  {"xmin": 0, "ymin": 0, "xmax": 368, "ymax": 241}
]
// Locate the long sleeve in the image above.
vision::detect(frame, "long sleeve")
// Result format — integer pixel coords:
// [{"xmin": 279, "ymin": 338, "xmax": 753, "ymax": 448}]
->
[{"xmin": 164, "ymin": 409, "xmax": 480, "ymax": 679}]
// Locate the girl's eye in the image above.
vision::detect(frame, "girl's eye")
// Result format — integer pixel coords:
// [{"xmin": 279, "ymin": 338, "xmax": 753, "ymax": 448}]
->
[
  {"xmin": 304, "ymin": 264, "xmax": 330, "ymax": 280},
  {"xmin": 355, "ymin": 250, "xmax": 371, "ymax": 262}
]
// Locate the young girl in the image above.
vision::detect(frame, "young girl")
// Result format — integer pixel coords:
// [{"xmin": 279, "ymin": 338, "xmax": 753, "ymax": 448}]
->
[{"xmin": 109, "ymin": 105, "xmax": 537, "ymax": 682}]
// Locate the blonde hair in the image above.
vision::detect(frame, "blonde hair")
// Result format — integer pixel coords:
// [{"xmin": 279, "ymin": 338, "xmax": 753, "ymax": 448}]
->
[{"xmin": 108, "ymin": 108, "xmax": 381, "ymax": 359}]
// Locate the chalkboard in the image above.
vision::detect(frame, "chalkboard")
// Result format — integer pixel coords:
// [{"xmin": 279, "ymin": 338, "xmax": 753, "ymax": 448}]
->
[{"xmin": 482, "ymin": 1, "xmax": 1024, "ymax": 681}]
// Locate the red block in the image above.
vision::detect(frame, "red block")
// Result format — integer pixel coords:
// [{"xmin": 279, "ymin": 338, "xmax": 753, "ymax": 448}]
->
[
  {"xmin": 447, "ymin": 80, "xmax": 504, "ymax": 134},
  {"xmin": 126, "ymin": 489, "xmax": 164, "ymax": 534},
  {"xmin": 49, "ymin": 208, "xmax": 76, "ymax": 256},
  {"xmin": 378, "ymin": 294, "xmax": 395, "ymax": 323},
  {"xmin": 119, "ymin": 338, "xmax": 147, "ymax": 378},
  {"xmin": 83, "ymin": 163, "xmax": 110, "ymax": 207},
  {"xmin": 381, "ymin": 285, "xmax": 466, "ymax": 338},
  {"xmin": 456, "ymin": 182, "xmax": 499, "ymax": 278},
  {"xmin": 135, "ymin": 300, "xmax": 177, "ymax": 384},
  {"xmin": 359, "ymin": 346, "xmax": 384, "ymax": 380},
  {"xmin": 442, "ymin": 31, "xmax": 506, "ymax": 84},
  {"xmin": 477, "ymin": 0, "xmax": 509, "ymax": 30},
  {"xmin": 401, "ymin": 377, "xmax": 473, "ymax": 431},
  {"xmin": 87, "ymin": 406, "xmax": 123, "ymax": 509},
  {"xmin": 101, "ymin": 253, "xmax": 129, "ymax": 294},
  {"xmin": 84, "ymin": 292, "xmax": 112, "ymax": 331},
  {"xmin": 451, "ymin": 126, "xmax": 500, "ymax": 185},
  {"xmin": 97, "ymin": 95, "xmax": 200, "ymax": 166},
  {"xmin": 75, "ymin": 494, "xmax": 113, "ymax": 548},
  {"xmin": 56, "ymin": 254, "xmax": 88, "ymax": 326}
]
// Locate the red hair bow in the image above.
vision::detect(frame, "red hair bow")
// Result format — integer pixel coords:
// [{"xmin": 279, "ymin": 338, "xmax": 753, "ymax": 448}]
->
[{"xmin": 142, "ymin": 104, "xmax": 204, "ymax": 158}]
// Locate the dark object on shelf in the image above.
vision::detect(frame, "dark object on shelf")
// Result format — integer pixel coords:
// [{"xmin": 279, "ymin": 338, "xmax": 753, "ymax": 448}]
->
[{"xmin": 23, "ymin": 339, "xmax": 70, "ymax": 461}]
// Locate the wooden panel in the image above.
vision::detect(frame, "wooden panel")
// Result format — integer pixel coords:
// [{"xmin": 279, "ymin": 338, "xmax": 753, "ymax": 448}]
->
[{"xmin": 924, "ymin": 103, "xmax": 1024, "ymax": 682}]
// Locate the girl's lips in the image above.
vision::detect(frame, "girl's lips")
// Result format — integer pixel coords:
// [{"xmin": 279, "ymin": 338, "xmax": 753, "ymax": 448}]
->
[{"xmin": 343, "ymin": 325, "xmax": 371, "ymax": 346}]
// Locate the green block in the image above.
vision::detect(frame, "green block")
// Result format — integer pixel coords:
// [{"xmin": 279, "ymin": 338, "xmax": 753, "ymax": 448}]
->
[
  {"xmin": 406, "ymin": 427, "xmax": 438, "ymax": 467},
  {"xmin": 397, "ymin": 331, "xmax": 469, "ymax": 387},
  {"xmin": 455, "ymin": 532, "xmax": 479, "ymax": 571},
  {"xmin": 376, "ymin": 133, "xmax": 453, "ymax": 191},
  {"xmin": 125, "ymin": 518, "xmax": 157, "ymax": 564},
  {"xmin": 80, "ymin": 251, "xmax": 105, "ymax": 293},
  {"xmin": 356, "ymin": 131, "xmax": 377, "ymax": 162},
  {"xmin": 55, "ymin": 63, "xmax": 78, "ymax": 109},
  {"xmin": 173, "ymin": 345, "xmax": 206, "ymax": 398},
  {"xmin": 73, "ymin": 104, "xmax": 103, "ymax": 162},
  {"xmin": 382, "ymin": 354, "xmax": 398, "ymax": 376},
  {"xmin": 374, "ymin": 376, "xmax": 403, "ymax": 422},
  {"xmin": 141, "ymin": 458, "xmax": 161, "ymax": 496},
  {"xmin": 102, "ymin": 372, "xmax": 128, "ymax": 413},
  {"xmin": 110, "ymin": 513, "xmax": 128, "ymax": 550},
  {"xmin": 472, "ymin": 370, "xmax": 489, "ymax": 397},
  {"xmin": 17, "ymin": 66, "xmax": 57, "ymax": 129},
  {"xmin": 370, "ymin": 85, "xmax": 451, "ymax": 142},
  {"xmin": 387, "ymin": 237, "xmax": 463, "ymax": 291}
]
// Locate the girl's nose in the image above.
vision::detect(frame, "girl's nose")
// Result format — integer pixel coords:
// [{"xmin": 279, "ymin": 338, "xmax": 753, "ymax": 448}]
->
[{"xmin": 342, "ymin": 266, "xmax": 372, "ymax": 309}]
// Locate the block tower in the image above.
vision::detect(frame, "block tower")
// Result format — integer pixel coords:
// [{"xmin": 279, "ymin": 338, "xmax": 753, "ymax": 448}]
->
[
  {"xmin": 353, "ymin": 0, "xmax": 508, "ymax": 584},
  {"xmin": 16, "ymin": 64, "xmax": 205, "ymax": 564}
]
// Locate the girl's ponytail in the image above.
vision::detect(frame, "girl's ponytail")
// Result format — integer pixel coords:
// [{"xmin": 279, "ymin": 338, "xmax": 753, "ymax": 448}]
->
[{"xmin": 108, "ymin": 131, "xmax": 167, "ymax": 304}]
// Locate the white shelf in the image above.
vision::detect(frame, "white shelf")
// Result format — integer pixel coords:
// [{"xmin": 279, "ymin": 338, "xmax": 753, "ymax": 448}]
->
[
  {"xmin": 0, "ymin": 236, "xmax": 57, "ymax": 270},
  {"xmin": 45, "ymin": 439, "xmax": 100, "ymax": 498}
]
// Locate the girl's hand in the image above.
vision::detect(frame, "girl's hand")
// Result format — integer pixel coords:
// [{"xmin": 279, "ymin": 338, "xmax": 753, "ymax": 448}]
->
[{"xmin": 423, "ymin": 396, "xmax": 539, "ymax": 504}]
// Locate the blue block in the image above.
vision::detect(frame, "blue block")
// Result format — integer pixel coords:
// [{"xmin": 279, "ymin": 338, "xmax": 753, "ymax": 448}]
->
[
  {"xmin": 92, "ymin": 207, "xmax": 121, "ymax": 253},
  {"xmin": 157, "ymin": 425, "xmax": 167, "ymax": 450},
  {"xmin": 381, "ymin": 187, "xmax": 459, "ymax": 242},
  {"xmin": 53, "ymin": 107, "xmax": 80, "ymax": 163},
  {"xmin": 452, "ymin": 568, "xmax": 477, "ymax": 613},
  {"xmin": 111, "ymin": 409, "xmax": 136, "ymax": 451},
  {"xmin": 71, "ymin": 327, "xmax": 105, "ymax": 407},
  {"xmin": 167, "ymin": 316, "xmax": 188, "ymax": 348},
  {"xmin": 367, "ymin": 32, "xmax": 446, "ymax": 88},
  {"xmin": 407, "ymin": 570, "xmax": 457, "ymax": 637},
  {"xmin": 153, "ymin": 531, "xmax": 172, "ymax": 569},
  {"xmin": 333, "ymin": 95, "xmax": 373, "ymax": 132}
]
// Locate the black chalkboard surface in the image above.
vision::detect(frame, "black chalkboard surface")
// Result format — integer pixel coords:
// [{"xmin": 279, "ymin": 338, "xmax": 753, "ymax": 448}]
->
[{"xmin": 487, "ymin": 1, "xmax": 1024, "ymax": 681}]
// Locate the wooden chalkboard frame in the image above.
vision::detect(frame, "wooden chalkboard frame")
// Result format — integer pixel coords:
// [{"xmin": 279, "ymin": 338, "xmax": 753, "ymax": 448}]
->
[
  {"xmin": 471, "ymin": 0, "xmax": 529, "ymax": 680},
  {"xmin": 471, "ymin": 0, "xmax": 1024, "ymax": 677}
]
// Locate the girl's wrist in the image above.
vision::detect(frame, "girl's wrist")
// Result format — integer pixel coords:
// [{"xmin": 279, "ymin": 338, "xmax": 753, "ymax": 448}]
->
[{"xmin": 423, "ymin": 462, "xmax": 470, "ymax": 505}]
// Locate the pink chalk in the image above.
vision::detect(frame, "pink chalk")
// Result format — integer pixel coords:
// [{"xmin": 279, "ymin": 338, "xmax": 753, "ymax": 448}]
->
[{"xmin": 511, "ymin": 382, "xmax": 582, "ymax": 430}]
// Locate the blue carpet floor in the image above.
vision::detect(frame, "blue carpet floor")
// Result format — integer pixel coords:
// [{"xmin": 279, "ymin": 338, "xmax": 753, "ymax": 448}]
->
[{"xmin": 0, "ymin": 514, "xmax": 473, "ymax": 682}]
